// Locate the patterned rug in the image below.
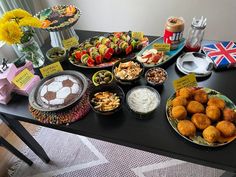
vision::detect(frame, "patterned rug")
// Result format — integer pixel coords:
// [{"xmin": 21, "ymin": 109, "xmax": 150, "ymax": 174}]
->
[{"xmin": 9, "ymin": 127, "xmax": 224, "ymax": 177}]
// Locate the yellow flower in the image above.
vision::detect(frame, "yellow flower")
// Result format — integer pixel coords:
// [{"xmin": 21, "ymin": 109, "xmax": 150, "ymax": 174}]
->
[
  {"xmin": 0, "ymin": 18, "xmax": 5, "ymax": 25},
  {"xmin": 0, "ymin": 21, "xmax": 23, "ymax": 45},
  {"xmin": 0, "ymin": 9, "xmax": 32, "ymax": 23},
  {"xmin": 19, "ymin": 17, "xmax": 42, "ymax": 28}
]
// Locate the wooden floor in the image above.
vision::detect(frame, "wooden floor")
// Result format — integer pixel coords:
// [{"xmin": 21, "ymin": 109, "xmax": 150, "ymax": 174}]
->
[{"xmin": 0, "ymin": 122, "xmax": 38, "ymax": 177}]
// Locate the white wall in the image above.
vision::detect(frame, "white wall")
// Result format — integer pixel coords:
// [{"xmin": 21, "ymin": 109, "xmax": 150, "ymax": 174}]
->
[
  {"xmin": 40, "ymin": 0, "xmax": 236, "ymax": 41},
  {"xmin": 0, "ymin": 43, "xmax": 18, "ymax": 62}
]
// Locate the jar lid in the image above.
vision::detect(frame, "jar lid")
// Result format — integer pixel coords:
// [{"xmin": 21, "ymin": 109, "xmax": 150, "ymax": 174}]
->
[{"xmin": 191, "ymin": 17, "xmax": 206, "ymax": 29}]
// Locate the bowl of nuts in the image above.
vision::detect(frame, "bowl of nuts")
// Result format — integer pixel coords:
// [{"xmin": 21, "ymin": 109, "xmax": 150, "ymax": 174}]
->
[
  {"xmin": 145, "ymin": 67, "xmax": 168, "ymax": 86},
  {"xmin": 92, "ymin": 70, "xmax": 113, "ymax": 86},
  {"xmin": 89, "ymin": 84, "xmax": 125, "ymax": 115}
]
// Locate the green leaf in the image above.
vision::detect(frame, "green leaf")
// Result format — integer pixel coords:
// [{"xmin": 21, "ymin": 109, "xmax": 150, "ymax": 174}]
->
[{"xmin": 40, "ymin": 9, "xmax": 52, "ymax": 20}]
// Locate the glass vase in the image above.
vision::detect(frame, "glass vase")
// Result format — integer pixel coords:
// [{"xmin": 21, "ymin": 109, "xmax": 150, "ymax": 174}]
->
[{"xmin": 17, "ymin": 38, "xmax": 45, "ymax": 68}]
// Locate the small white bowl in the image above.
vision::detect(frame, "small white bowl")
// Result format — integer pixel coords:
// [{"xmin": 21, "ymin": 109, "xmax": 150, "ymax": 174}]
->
[{"xmin": 126, "ymin": 86, "xmax": 161, "ymax": 118}]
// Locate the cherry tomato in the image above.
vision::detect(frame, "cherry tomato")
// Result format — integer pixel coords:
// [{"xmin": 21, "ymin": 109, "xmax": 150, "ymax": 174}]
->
[
  {"xmin": 87, "ymin": 57, "xmax": 95, "ymax": 67},
  {"xmin": 125, "ymin": 45, "xmax": 133, "ymax": 55},
  {"xmin": 82, "ymin": 50, "xmax": 87, "ymax": 55},
  {"xmin": 104, "ymin": 48, "xmax": 114, "ymax": 60},
  {"xmin": 74, "ymin": 51, "xmax": 82, "ymax": 61},
  {"xmin": 114, "ymin": 32, "xmax": 122, "ymax": 38},
  {"xmin": 95, "ymin": 55, "xmax": 103, "ymax": 64}
]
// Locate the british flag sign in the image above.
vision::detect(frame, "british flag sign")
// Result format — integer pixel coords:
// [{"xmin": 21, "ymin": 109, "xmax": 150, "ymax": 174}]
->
[{"xmin": 202, "ymin": 41, "xmax": 236, "ymax": 68}]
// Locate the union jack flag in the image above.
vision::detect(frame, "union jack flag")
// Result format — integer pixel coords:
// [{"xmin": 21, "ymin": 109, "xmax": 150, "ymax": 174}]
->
[{"xmin": 203, "ymin": 41, "xmax": 236, "ymax": 68}]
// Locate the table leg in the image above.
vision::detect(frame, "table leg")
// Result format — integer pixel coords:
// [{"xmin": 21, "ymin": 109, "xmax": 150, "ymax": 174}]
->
[
  {"xmin": 221, "ymin": 172, "xmax": 236, "ymax": 177},
  {"xmin": 0, "ymin": 137, "xmax": 33, "ymax": 166},
  {"xmin": 0, "ymin": 114, "xmax": 50, "ymax": 163}
]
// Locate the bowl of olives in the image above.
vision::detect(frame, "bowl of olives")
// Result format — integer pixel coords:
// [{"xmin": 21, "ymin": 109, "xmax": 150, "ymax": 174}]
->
[
  {"xmin": 46, "ymin": 47, "xmax": 66, "ymax": 63},
  {"xmin": 92, "ymin": 70, "xmax": 113, "ymax": 86}
]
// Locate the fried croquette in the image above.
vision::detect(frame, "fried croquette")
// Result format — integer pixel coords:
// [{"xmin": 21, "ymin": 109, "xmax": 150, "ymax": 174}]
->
[
  {"xmin": 187, "ymin": 101, "xmax": 205, "ymax": 114},
  {"xmin": 207, "ymin": 97, "xmax": 225, "ymax": 110},
  {"xmin": 206, "ymin": 106, "xmax": 221, "ymax": 121},
  {"xmin": 223, "ymin": 108, "xmax": 236, "ymax": 122},
  {"xmin": 191, "ymin": 113, "xmax": 211, "ymax": 130},
  {"xmin": 194, "ymin": 89, "xmax": 208, "ymax": 104},
  {"xmin": 177, "ymin": 87, "xmax": 192, "ymax": 99},
  {"xmin": 177, "ymin": 120, "xmax": 196, "ymax": 137},
  {"xmin": 216, "ymin": 120, "xmax": 236, "ymax": 137},
  {"xmin": 172, "ymin": 96, "xmax": 187, "ymax": 107},
  {"xmin": 171, "ymin": 106, "xmax": 187, "ymax": 120},
  {"xmin": 202, "ymin": 126, "xmax": 220, "ymax": 143}
]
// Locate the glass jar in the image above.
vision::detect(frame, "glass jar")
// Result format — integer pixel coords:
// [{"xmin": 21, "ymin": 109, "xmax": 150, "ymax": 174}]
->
[
  {"xmin": 163, "ymin": 17, "xmax": 185, "ymax": 50},
  {"xmin": 17, "ymin": 38, "xmax": 45, "ymax": 68},
  {"xmin": 185, "ymin": 24, "xmax": 206, "ymax": 52}
]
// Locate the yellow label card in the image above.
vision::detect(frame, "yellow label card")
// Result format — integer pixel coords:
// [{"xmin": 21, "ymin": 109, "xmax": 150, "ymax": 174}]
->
[
  {"xmin": 131, "ymin": 32, "xmax": 144, "ymax": 40},
  {"xmin": 153, "ymin": 43, "xmax": 170, "ymax": 52},
  {"xmin": 12, "ymin": 69, "xmax": 34, "ymax": 89},
  {"xmin": 40, "ymin": 62, "xmax": 63, "ymax": 78},
  {"xmin": 62, "ymin": 37, "xmax": 79, "ymax": 50},
  {"xmin": 173, "ymin": 74, "xmax": 198, "ymax": 91}
]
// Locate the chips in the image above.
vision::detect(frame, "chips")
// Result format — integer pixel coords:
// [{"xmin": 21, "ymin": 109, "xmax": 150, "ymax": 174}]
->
[{"xmin": 91, "ymin": 91, "xmax": 120, "ymax": 112}]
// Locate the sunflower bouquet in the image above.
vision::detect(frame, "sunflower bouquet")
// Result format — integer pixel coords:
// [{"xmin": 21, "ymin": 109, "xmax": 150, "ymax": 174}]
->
[
  {"xmin": 0, "ymin": 8, "xmax": 42, "ymax": 45},
  {"xmin": 0, "ymin": 9, "xmax": 45, "ymax": 68}
]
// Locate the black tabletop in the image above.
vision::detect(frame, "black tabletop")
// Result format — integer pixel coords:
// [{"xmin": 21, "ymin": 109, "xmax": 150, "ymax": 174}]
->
[{"xmin": 1, "ymin": 30, "xmax": 236, "ymax": 172}]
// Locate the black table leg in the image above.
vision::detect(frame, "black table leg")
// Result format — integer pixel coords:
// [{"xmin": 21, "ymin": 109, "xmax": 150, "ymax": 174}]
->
[
  {"xmin": 0, "ymin": 114, "xmax": 50, "ymax": 163},
  {"xmin": 0, "ymin": 137, "xmax": 33, "ymax": 166}
]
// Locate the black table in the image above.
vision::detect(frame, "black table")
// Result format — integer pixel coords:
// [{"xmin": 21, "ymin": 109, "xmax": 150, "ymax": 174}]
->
[{"xmin": 1, "ymin": 30, "xmax": 236, "ymax": 176}]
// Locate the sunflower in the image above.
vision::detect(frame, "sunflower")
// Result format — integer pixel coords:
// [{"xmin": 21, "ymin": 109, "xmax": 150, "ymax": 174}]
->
[
  {"xmin": 0, "ymin": 21, "xmax": 23, "ymax": 45},
  {"xmin": 19, "ymin": 17, "xmax": 42, "ymax": 28},
  {"xmin": 1, "ymin": 8, "xmax": 32, "ymax": 23}
]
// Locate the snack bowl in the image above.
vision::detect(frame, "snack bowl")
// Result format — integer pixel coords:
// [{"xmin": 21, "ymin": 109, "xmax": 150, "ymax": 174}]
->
[
  {"xmin": 112, "ymin": 58, "xmax": 144, "ymax": 85},
  {"xmin": 89, "ymin": 84, "xmax": 125, "ymax": 115},
  {"xmin": 145, "ymin": 67, "xmax": 168, "ymax": 86},
  {"xmin": 46, "ymin": 47, "xmax": 66, "ymax": 62},
  {"xmin": 92, "ymin": 70, "xmax": 113, "ymax": 86},
  {"xmin": 126, "ymin": 86, "xmax": 161, "ymax": 118}
]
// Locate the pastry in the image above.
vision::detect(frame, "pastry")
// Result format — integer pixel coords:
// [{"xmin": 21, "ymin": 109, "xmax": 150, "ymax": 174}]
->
[
  {"xmin": 191, "ymin": 113, "xmax": 211, "ymax": 130},
  {"xmin": 177, "ymin": 120, "xmax": 196, "ymax": 137},
  {"xmin": 216, "ymin": 121, "xmax": 236, "ymax": 137},
  {"xmin": 202, "ymin": 126, "xmax": 220, "ymax": 143},
  {"xmin": 171, "ymin": 96, "xmax": 187, "ymax": 107},
  {"xmin": 171, "ymin": 105, "xmax": 187, "ymax": 120},
  {"xmin": 207, "ymin": 97, "xmax": 225, "ymax": 110},
  {"xmin": 40, "ymin": 75, "xmax": 81, "ymax": 106},
  {"xmin": 194, "ymin": 89, "xmax": 208, "ymax": 104},
  {"xmin": 187, "ymin": 101, "xmax": 204, "ymax": 114},
  {"xmin": 223, "ymin": 108, "xmax": 236, "ymax": 122},
  {"xmin": 206, "ymin": 105, "xmax": 221, "ymax": 121},
  {"xmin": 177, "ymin": 87, "xmax": 192, "ymax": 99}
]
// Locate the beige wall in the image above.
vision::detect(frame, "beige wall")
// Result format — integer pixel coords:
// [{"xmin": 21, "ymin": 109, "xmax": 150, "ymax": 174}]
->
[{"xmin": 40, "ymin": 0, "xmax": 236, "ymax": 41}]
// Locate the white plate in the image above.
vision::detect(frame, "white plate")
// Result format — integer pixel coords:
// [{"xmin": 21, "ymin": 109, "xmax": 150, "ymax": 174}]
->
[{"xmin": 176, "ymin": 52, "xmax": 214, "ymax": 77}]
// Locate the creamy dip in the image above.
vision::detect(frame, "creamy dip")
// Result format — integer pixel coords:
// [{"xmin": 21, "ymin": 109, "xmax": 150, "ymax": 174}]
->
[{"xmin": 127, "ymin": 87, "xmax": 160, "ymax": 113}]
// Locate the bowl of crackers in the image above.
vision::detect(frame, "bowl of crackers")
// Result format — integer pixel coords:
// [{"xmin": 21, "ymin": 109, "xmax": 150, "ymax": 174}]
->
[{"xmin": 112, "ymin": 58, "xmax": 144, "ymax": 85}]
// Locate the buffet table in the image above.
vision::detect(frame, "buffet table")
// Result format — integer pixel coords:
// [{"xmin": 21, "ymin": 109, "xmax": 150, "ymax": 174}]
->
[{"xmin": 0, "ymin": 30, "xmax": 236, "ymax": 175}]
